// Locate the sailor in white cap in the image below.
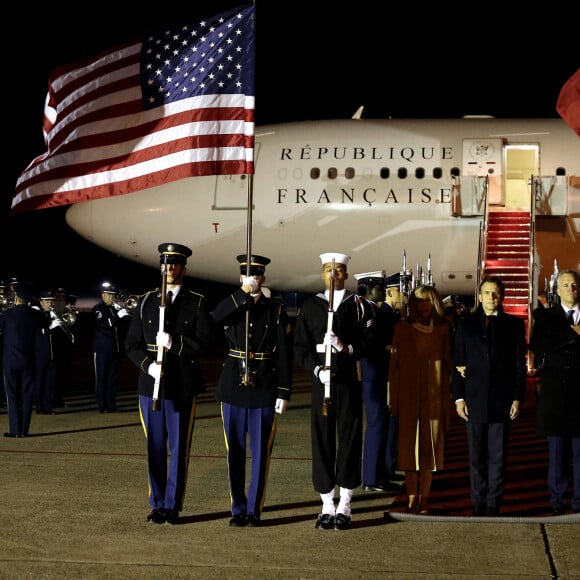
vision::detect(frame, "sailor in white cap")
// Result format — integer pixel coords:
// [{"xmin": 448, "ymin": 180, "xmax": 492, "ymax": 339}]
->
[{"xmin": 294, "ymin": 252, "xmax": 375, "ymax": 530}]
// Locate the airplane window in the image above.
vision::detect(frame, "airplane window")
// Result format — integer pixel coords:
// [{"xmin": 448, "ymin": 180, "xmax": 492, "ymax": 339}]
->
[
  {"xmin": 398, "ymin": 168, "xmax": 407, "ymax": 179},
  {"xmin": 380, "ymin": 168, "xmax": 390, "ymax": 179},
  {"xmin": 310, "ymin": 168, "xmax": 320, "ymax": 179},
  {"xmin": 345, "ymin": 167, "xmax": 355, "ymax": 179},
  {"xmin": 556, "ymin": 167, "xmax": 566, "ymax": 176},
  {"xmin": 450, "ymin": 167, "xmax": 460, "ymax": 177},
  {"xmin": 415, "ymin": 168, "xmax": 425, "ymax": 179},
  {"xmin": 433, "ymin": 168, "xmax": 443, "ymax": 179},
  {"xmin": 328, "ymin": 168, "xmax": 337, "ymax": 179}
]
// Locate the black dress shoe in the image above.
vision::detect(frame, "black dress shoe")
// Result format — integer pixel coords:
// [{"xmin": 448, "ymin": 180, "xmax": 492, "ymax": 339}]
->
[
  {"xmin": 472, "ymin": 505, "xmax": 486, "ymax": 517},
  {"xmin": 246, "ymin": 514, "xmax": 261, "ymax": 527},
  {"xmin": 363, "ymin": 482, "xmax": 401, "ymax": 493},
  {"xmin": 315, "ymin": 513, "xmax": 335, "ymax": 530},
  {"xmin": 229, "ymin": 514, "xmax": 248, "ymax": 527},
  {"xmin": 146, "ymin": 509, "xmax": 166, "ymax": 524},
  {"xmin": 334, "ymin": 513, "xmax": 352, "ymax": 530},
  {"xmin": 3, "ymin": 432, "xmax": 16, "ymax": 438},
  {"xmin": 165, "ymin": 509, "xmax": 180, "ymax": 525}
]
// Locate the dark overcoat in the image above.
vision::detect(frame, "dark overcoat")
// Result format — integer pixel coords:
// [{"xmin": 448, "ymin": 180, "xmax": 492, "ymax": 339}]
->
[
  {"xmin": 529, "ymin": 305, "xmax": 580, "ymax": 436},
  {"xmin": 452, "ymin": 306, "xmax": 527, "ymax": 423}
]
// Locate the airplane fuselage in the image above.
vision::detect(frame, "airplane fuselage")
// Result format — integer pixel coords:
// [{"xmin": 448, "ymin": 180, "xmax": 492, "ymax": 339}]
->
[{"xmin": 65, "ymin": 117, "xmax": 580, "ymax": 296}]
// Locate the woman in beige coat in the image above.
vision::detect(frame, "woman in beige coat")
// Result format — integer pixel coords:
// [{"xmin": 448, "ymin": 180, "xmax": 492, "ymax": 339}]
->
[{"xmin": 388, "ymin": 285, "xmax": 452, "ymax": 514}]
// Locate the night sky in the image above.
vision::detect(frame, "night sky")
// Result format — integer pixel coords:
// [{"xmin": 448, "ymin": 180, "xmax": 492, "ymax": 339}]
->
[{"xmin": 2, "ymin": 2, "xmax": 577, "ymax": 303}]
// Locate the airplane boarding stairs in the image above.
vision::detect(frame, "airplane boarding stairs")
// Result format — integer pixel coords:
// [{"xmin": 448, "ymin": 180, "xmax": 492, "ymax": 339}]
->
[{"xmin": 481, "ymin": 210, "xmax": 533, "ymax": 342}]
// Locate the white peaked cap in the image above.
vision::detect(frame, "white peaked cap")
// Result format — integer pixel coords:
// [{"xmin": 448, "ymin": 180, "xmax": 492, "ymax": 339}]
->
[
  {"xmin": 320, "ymin": 252, "xmax": 351, "ymax": 266},
  {"xmin": 354, "ymin": 270, "xmax": 386, "ymax": 280}
]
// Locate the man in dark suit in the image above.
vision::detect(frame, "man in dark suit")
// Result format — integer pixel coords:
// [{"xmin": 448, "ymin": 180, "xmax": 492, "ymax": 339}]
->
[
  {"xmin": 452, "ymin": 276, "xmax": 527, "ymax": 516},
  {"xmin": 211, "ymin": 254, "xmax": 293, "ymax": 527},
  {"xmin": 529, "ymin": 268, "xmax": 580, "ymax": 515},
  {"xmin": 0, "ymin": 283, "xmax": 43, "ymax": 438},
  {"xmin": 125, "ymin": 243, "xmax": 214, "ymax": 525}
]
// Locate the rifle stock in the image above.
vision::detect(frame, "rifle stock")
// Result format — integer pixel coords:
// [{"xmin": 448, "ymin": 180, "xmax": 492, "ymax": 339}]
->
[
  {"xmin": 152, "ymin": 259, "xmax": 168, "ymax": 411},
  {"xmin": 322, "ymin": 259, "xmax": 335, "ymax": 416}
]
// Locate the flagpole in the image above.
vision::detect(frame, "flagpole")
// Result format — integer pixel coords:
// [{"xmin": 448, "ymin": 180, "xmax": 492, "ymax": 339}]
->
[{"xmin": 242, "ymin": 173, "xmax": 255, "ymax": 386}]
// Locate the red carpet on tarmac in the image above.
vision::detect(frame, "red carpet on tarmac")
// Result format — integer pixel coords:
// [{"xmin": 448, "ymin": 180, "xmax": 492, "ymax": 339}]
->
[{"xmin": 388, "ymin": 377, "xmax": 559, "ymax": 519}]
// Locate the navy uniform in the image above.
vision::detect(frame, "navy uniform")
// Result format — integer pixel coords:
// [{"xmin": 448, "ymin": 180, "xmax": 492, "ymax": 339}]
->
[
  {"xmin": 92, "ymin": 283, "xmax": 129, "ymax": 413},
  {"xmin": 0, "ymin": 283, "xmax": 43, "ymax": 437},
  {"xmin": 125, "ymin": 243, "xmax": 214, "ymax": 524},
  {"xmin": 354, "ymin": 271, "xmax": 400, "ymax": 492},
  {"xmin": 294, "ymin": 252, "xmax": 375, "ymax": 530},
  {"xmin": 381, "ymin": 272, "xmax": 403, "ymax": 481},
  {"xmin": 210, "ymin": 254, "xmax": 293, "ymax": 527},
  {"xmin": 0, "ymin": 280, "xmax": 7, "ymax": 407}
]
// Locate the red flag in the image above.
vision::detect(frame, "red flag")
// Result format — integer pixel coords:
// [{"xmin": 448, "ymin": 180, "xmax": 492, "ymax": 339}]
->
[
  {"xmin": 12, "ymin": 4, "xmax": 255, "ymax": 215},
  {"xmin": 556, "ymin": 68, "xmax": 580, "ymax": 137}
]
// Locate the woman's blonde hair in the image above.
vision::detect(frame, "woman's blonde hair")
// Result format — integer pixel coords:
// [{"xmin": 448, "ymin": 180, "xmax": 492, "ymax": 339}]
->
[{"xmin": 407, "ymin": 284, "xmax": 445, "ymax": 324}]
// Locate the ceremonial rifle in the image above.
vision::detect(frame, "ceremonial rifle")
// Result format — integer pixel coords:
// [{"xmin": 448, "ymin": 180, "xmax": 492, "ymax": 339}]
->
[
  {"xmin": 152, "ymin": 254, "xmax": 168, "ymax": 411},
  {"xmin": 322, "ymin": 259, "xmax": 336, "ymax": 416}
]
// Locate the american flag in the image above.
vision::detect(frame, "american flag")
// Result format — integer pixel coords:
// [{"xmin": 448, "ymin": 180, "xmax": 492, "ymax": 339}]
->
[
  {"xmin": 557, "ymin": 68, "xmax": 580, "ymax": 137},
  {"xmin": 12, "ymin": 4, "xmax": 255, "ymax": 215}
]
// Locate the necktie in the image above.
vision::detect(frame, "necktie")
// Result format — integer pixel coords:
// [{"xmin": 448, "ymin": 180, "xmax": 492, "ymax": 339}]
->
[
  {"xmin": 166, "ymin": 290, "xmax": 173, "ymax": 307},
  {"xmin": 568, "ymin": 309, "xmax": 575, "ymax": 325}
]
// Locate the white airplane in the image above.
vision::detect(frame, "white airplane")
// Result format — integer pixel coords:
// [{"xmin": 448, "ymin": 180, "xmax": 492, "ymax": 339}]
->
[{"xmin": 65, "ymin": 114, "xmax": 580, "ymax": 302}]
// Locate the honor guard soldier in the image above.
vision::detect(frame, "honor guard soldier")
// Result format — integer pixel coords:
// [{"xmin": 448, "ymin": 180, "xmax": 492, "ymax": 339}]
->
[
  {"xmin": 211, "ymin": 254, "xmax": 293, "ymax": 527},
  {"xmin": 0, "ymin": 283, "xmax": 43, "ymax": 437},
  {"xmin": 125, "ymin": 243, "xmax": 214, "ymax": 525},
  {"xmin": 294, "ymin": 252, "xmax": 375, "ymax": 530},
  {"xmin": 355, "ymin": 271, "xmax": 401, "ymax": 493},
  {"xmin": 92, "ymin": 282, "xmax": 130, "ymax": 413}
]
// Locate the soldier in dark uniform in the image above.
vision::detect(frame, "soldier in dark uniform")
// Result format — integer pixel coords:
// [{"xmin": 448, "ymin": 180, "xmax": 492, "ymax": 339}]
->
[
  {"xmin": 33, "ymin": 289, "xmax": 63, "ymax": 415},
  {"xmin": 91, "ymin": 282, "xmax": 130, "ymax": 413},
  {"xmin": 529, "ymin": 268, "xmax": 580, "ymax": 515},
  {"xmin": 210, "ymin": 254, "xmax": 293, "ymax": 527},
  {"xmin": 125, "ymin": 243, "xmax": 214, "ymax": 525},
  {"xmin": 0, "ymin": 280, "xmax": 8, "ymax": 407},
  {"xmin": 355, "ymin": 271, "xmax": 401, "ymax": 493},
  {"xmin": 294, "ymin": 252, "xmax": 375, "ymax": 531},
  {"xmin": 0, "ymin": 283, "xmax": 43, "ymax": 438},
  {"xmin": 381, "ymin": 272, "xmax": 404, "ymax": 482}
]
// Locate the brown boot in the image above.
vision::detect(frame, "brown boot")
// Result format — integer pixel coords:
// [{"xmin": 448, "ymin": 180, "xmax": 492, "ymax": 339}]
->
[{"xmin": 417, "ymin": 495, "xmax": 430, "ymax": 515}]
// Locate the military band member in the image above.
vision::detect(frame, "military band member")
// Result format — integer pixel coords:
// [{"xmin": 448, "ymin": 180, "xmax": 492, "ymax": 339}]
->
[
  {"xmin": 294, "ymin": 253, "xmax": 375, "ymax": 530},
  {"xmin": 125, "ymin": 243, "xmax": 214, "ymax": 525},
  {"xmin": 92, "ymin": 282, "xmax": 130, "ymax": 413},
  {"xmin": 210, "ymin": 254, "xmax": 292, "ymax": 527},
  {"xmin": 0, "ymin": 283, "xmax": 43, "ymax": 438}
]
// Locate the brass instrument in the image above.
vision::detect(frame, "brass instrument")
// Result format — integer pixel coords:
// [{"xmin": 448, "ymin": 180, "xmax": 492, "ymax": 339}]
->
[{"xmin": 115, "ymin": 290, "xmax": 139, "ymax": 313}]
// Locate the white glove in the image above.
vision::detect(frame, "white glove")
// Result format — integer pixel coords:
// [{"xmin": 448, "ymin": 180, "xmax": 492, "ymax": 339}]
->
[
  {"xmin": 49, "ymin": 319, "xmax": 63, "ymax": 329},
  {"xmin": 112, "ymin": 302, "xmax": 121, "ymax": 311},
  {"xmin": 147, "ymin": 363, "xmax": 162, "ymax": 381},
  {"xmin": 49, "ymin": 310, "xmax": 58, "ymax": 319},
  {"xmin": 275, "ymin": 398, "xmax": 288, "ymax": 415},
  {"xmin": 156, "ymin": 331, "xmax": 172, "ymax": 349},
  {"xmin": 318, "ymin": 369, "xmax": 331, "ymax": 384},
  {"xmin": 117, "ymin": 308, "xmax": 130, "ymax": 318},
  {"xmin": 323, "ymin": 331, "xmax": 344, "ymax": 352},
  {"xmin": 241, "ymin": 276, "xmax": 259, "ymax": 294}
]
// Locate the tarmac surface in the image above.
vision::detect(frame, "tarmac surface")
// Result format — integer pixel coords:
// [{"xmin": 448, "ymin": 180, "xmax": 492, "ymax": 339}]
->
[{"xmin": 1, "ymin": 318, "xmax": 579, "ymax": 579}]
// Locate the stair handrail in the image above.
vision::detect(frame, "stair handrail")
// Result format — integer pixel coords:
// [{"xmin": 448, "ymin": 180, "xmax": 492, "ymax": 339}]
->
[{"xmin": 475, "ymin": 175, "xmax": 489, "ymax": 307}]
